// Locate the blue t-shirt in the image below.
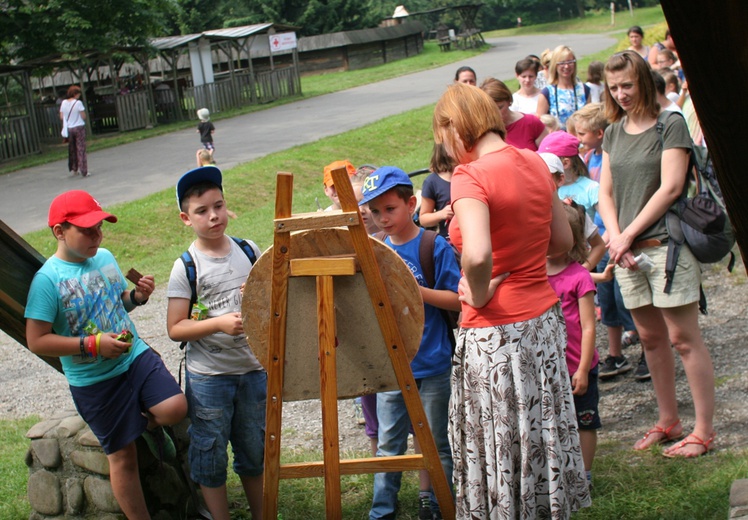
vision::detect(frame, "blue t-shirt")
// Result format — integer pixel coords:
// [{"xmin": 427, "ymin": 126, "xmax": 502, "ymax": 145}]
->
[
  {"xmin": 25, "ymin": 248, "xmax": 147, "ymax": 387},
  {"xmin": 558, "ymin": 175, "xmax": 599, "ymax": 221},
  {"xmin": 384, "ymin": 228, "xmax": 460, "ymax": 379},
  {"xmin": 421, "ymin": 173, "xmax": 452, "ymax": 239}
]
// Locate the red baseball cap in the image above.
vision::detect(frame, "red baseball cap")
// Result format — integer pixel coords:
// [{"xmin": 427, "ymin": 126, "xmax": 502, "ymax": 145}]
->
[{"xmin": 48, "ymin": 190, "xmax": 118, "ymax": 228}]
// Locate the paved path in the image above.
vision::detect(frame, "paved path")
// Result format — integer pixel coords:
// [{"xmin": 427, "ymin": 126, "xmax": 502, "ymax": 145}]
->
[{"xmin": 0, "ymin": 33, "xmax": 615, "ymax": 235}]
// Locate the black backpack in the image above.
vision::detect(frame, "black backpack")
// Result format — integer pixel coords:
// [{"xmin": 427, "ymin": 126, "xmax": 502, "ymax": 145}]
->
[
  {"xmin": 655, "ymin": 112, "xmax": 735, "ymax": 312},
  {"xmin": 375, "ymin": 229, "xmax": 461, "ymax": 350},
  {"xmin": 178, "ymin": 237, "xmax": 257, "ymax": 349}
]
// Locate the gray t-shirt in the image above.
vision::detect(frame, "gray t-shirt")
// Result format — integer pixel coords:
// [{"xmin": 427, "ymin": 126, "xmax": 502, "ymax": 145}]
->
[
  {"xmin": 167, "ymin": 237, "xmax": 264, "ymax": 376},
  {"xmin": 602, "ymin": 111, "xmax": 692, "ymax": 242}
]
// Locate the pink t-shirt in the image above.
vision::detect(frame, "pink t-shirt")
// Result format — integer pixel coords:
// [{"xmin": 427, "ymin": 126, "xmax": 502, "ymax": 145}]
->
[
  {"xmin": 547, "ymin": 261, "xmax": 598, "ymax": 376},
  {"xmin": 449, "ymin": 146, "xmax": 560, "ymax": 327},
  {"xmin": 505, "ymin": 113, "xmax": 546, "ymax": 151}
]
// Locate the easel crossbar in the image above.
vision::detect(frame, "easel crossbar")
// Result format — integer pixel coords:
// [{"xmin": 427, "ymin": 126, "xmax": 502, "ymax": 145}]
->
[{"xmin": 280, "ymin": 454, "xmax": 425, "ymax": 479}]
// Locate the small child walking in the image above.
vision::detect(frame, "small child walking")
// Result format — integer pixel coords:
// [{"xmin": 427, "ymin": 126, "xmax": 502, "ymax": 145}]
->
[
  {"xmin": 546, "ymin": 202, "xmax": 601, "ymax": 484},
  {"xmin": 196, "ymin": 108, "xmax": 215, "ymax": 157}
]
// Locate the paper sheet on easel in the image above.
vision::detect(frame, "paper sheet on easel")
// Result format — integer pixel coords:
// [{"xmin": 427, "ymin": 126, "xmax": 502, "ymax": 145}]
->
[{"xmin": 242, "ymin": 228, "xmax": 424, "ymax": 401}]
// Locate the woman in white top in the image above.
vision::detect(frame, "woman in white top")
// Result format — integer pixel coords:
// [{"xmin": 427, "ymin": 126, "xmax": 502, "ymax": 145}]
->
[
  {"xmin": 627, "ymin": 26, "xmax": 650, "ymax": 62},
  {"xmin": 60, "ymin": 85, "xmax": 88, "ymax": 177},
  {"xmin": 510, "ymin": 57, "xmax": 541, "ymax": 114}
]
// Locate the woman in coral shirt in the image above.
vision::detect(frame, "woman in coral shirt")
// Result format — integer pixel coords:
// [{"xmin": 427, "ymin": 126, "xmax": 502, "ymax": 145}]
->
[{"xmin": 433, "ymin": 83, "xmax": 590, "ymax": 518}]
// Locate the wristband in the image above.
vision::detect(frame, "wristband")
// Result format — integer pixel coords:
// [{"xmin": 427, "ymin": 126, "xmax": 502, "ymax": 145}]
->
[
  {"xmin": 95, "ymin": 333, "xmax": 102, "ymax": 357},
  {"xmin": 87, "ymin": 335, "xmax": 96, "ymax": 358},
  {"xmin": 130, "ymin": 288, "xmax": 148, "ymax": 306},
  {"xmin": 79, "ymin": 336, "xmax": 86, "ymax": 357}
]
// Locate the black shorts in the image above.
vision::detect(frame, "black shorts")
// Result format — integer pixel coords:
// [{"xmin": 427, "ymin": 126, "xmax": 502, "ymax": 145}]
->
[
  {"xmin": 69, "ymin": 348, "xmax": 182, "ymax": 454},
  {"xmin": 572, "ymin": 365, "xmax": 601, "ymax": 430}
]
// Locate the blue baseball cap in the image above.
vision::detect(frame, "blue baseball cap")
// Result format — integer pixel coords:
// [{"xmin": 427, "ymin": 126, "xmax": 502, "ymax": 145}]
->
[
  {"xmin": 176, "ymin": 166, "xmax": 222, "ymax": 210},
  {"xmin": 359, "ymin": 166, "xmax": 412, "ymax": 205}
]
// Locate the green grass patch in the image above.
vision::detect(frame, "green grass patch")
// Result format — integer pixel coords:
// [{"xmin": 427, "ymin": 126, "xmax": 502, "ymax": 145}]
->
[
  {"xmin": 0, "ymin": 417, "xmax": 38, "ymax": 519},
  {"xmin": 485, "ymin": 5, "xmax": 666, "ymax": 37}
]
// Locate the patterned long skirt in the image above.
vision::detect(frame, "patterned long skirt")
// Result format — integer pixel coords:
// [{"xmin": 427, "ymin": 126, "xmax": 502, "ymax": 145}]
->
[{"xmin": 449, "ymin": 305, "xmax": 591, "ymax": 519}]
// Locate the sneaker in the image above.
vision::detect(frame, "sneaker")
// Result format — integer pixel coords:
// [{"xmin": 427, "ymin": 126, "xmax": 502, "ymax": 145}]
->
[
  {"xmin": 353, "ymin": 398, "xmax": 365, "ymax": 426},
  {"xmin": 622, "ymin": 330, "xmax": 640, "ymax": 348},
  {"xmin": 418, "ymin": 494, "xmax": 432, "ymax": 520},
  {"xmin": 634, "ymin": 353, "xmax": 651, "ymax": 381},
  {"xmin": 598, "ymin": 355, "xmax": 632, "ymax": 379},
  {"xmin": 141, "ymin": 426, "xmax": 177, "ymax": 463}
]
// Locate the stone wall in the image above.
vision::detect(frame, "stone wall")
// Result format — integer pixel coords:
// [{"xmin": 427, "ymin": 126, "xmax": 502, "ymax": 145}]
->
[{"xmin": 25, "ymin": 409, "xmax": 199, "ymax": 519}]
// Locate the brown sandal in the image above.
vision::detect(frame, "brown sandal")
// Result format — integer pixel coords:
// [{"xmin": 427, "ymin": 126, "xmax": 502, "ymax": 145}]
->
[
  {"xmin": 663, "ymin": 432, "xmax": 716, "ymax": 458},
  {"xmin": 633, "ymin": 420, "xmax": 683, "ymax": 451}
]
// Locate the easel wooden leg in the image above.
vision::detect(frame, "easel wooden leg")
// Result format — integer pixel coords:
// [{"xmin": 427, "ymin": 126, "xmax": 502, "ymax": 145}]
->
[
  {"xmin": 318, "ymin": 275, "xmax": 342, "ymax": 518},
  {"xmin": 262, "ymin": 173, "xmax": 293, "ymax": 519}
]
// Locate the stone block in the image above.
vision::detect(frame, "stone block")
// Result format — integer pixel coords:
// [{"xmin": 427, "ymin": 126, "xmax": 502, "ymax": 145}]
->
[
  {"xmin": 56, "ymin": 415, "xmax": 87, "ymax": 438},
  {"xmin": 732, "ymin": 480, "xmax": 748, "ymax": 507},
  {"xmin": 26, "ymin": 419, "xmax": 61, "ymax": 439},
  {"xmin": 27, "ymin": 469, "xmax": 62, "ymax": 515},
  {"xmin": 70, "ymin": 449, "xmax": 110, "ymax": 475},
  {"xmin": 31, "ymin": 438, "xmax": 62, "ymax": 469},
  {"xmin": 79, "ymin": 428, "xmax": 101, "ymax": 447},
  {"xmin": 65, "ymin": 477, "xmax": 84, "ymax": 515},
  {"xmin": 84, "ymin": 475, "xmax": 122, "ymax": 513},
  {"xmin": 50, "ymin": 409, "xmax": 78, "ymax": 420}
]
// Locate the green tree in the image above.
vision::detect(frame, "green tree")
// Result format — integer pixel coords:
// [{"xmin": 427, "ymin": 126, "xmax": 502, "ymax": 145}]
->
[{"xmin": 1, "ymin": 0, "xmax": 176, "ymax": 63}]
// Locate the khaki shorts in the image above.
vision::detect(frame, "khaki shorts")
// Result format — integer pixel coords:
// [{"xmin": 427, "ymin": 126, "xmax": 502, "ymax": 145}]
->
[{"xmin": 616, "ymin": 243, "xmax": 701, "ymax": 309}]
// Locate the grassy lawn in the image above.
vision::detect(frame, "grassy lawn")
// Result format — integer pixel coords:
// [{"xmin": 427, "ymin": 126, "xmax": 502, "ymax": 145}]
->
[{"xmin": 9, "ymin": 5, "xmax": 744, "ymax": 519}]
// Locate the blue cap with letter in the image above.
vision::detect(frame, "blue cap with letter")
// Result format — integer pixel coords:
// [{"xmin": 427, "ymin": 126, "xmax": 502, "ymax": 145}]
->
[{"xmin": 359, "ymin": 166, "xmax": 412, "ymax": 206}]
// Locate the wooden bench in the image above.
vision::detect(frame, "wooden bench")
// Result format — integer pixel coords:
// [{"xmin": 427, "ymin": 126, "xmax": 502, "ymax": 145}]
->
[{"xmin": 438, "ymin": 38, "xmax": 451, "ymax": 51}]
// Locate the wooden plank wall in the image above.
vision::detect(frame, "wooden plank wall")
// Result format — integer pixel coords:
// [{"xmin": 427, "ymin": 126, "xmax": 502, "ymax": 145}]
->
[
  {"xmin": 0, "ymin": 221, "xmax": 62, "ymax": 373},
  {"xmin": 0, "ymin": 116, "xmax": 41, "ymax": 161}
]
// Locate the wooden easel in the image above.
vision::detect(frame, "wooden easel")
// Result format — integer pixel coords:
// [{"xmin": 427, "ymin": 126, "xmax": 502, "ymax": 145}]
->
[{"xmin": 259, "ymin": 169, "xmax": 455, "ymax": 519}]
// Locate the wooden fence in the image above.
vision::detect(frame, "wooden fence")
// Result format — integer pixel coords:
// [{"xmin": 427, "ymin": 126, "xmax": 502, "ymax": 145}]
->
[
  {"xmin": 0, "ymin": 115, "xmax": 40, "ymax": 161},
  {"xmin": 115, "ymin": 91, "xmax": 151, "ymax": 132},
  {"xmin": 183, "ymin": 67, "xmax": 300, "ymax": 118}
]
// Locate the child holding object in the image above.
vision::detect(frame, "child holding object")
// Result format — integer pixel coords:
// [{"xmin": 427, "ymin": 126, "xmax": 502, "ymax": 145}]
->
[
  {"xmin": 166, "ymin": 166, "xmax": 266, "ymax": 519},
  {"xmin": 25, "ymin": 190, "xmax": 187, "ymax": 519}
]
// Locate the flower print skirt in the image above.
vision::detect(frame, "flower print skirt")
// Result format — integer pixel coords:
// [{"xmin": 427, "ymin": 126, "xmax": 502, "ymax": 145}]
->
[{"xmin": 449, "ymin": 304, "xmax": 591, "ymax": 519}]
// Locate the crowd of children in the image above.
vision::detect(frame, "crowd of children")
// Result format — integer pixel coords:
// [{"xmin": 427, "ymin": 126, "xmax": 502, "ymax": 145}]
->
[{"xmin": 25, "ymin": 28, "xmax": 715, "ymax": 519}]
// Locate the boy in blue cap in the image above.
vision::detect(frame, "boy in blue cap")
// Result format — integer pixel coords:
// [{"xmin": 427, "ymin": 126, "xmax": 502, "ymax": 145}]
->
[
  {"xmin": 166, "ymin": 166, "xmax": 266, "ymax": 520},
  {"xmin": 360, "ymin": 166, "xmax": 461, "ymax": 520}
]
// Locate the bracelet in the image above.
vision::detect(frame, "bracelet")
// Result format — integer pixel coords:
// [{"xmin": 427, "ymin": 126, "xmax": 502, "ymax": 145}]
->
[
  {"xmin": 95, "ymin": 333, "xmax": 102, "ymax": 357},
  {"xmin": 79, "ymin": 336, "xmax": 86, "ymax": 357},
  {"xmin": 87, "ymin": 335, "xmax": 96, "ymax": 358},
  {"xmin": 130, "ymin": 288, "xmax": 148, "ymax": 306}
]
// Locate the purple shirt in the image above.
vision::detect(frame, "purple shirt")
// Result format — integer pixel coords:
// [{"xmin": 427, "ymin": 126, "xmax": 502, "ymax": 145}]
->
[{"xmin": 548, "ymin": 261, "xmax": 598, "ymax": 376}]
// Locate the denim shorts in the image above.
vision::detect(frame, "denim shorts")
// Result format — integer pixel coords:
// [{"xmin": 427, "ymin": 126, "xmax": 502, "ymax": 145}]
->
[
  {"xmin": 70, "ymin": 348, "xmax": 183, "ymax": 455},
  {"xmin": 186, "ymin": 369, "xmax": 267, "ymax": 487},
  {"xmin": 572, "ymin": 365, "xmax": 601, "ymax": 431}
]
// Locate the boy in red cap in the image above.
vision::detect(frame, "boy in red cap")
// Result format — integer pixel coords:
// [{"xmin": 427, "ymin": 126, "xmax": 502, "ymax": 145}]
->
[{"xmin": 25, "ymin": 190, "xmax": 187, "ymax": 519}]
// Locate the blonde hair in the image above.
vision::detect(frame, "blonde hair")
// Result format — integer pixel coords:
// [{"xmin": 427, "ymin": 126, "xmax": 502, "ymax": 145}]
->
[
  {"xmin": 573, "ymin": 103, "xmax": 608, "ymax": 133},
  {"xmin": 540, "ymin": 114, "xmax": 560, "ymax": 133},
  {"xmin": 197, "ymin": 149, "xmax": 214, "ymax": 165},
  {"xmin": 433, "ymin": 83, "xmax": 506, "ymax": 157},
  {"xmin": 563, "ymin": 202, "xmax": 588, "ymax": 264},
  {"xmin": 548, "ymin": 45, "xmax": 577, "ymax": 85}
]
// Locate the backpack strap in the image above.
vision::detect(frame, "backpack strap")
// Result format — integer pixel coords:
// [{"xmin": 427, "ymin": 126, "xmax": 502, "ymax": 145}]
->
[
  {"xmin": 418, "ymin": 229, "xmax": 457, "ymax": 350},
  {"xmin": 177, "ymin": 237, "xmax": 257, "ymax": 351},
  {"xmin": 231, "ymin": 236, "xmax": 258, "ymax": 265},
  {"xmin": 419, "ymin": 229, "xmax": 438, "ymax": 290}
]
